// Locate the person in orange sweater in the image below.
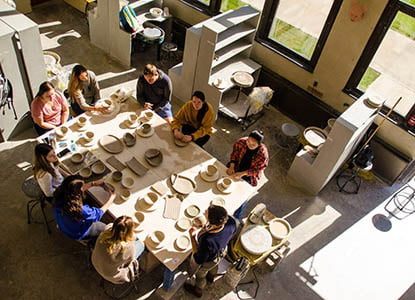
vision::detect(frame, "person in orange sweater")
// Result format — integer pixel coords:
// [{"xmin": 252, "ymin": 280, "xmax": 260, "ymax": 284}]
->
[{"xmin": 171, "ymin": 91, "xmax": 214, "ymax": 147}]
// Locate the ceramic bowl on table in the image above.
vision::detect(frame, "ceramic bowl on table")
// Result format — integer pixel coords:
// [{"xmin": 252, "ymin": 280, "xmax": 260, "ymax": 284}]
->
[
  {"xmin": 121, "ymin": 176, "xmax": 134, "ymax": 189},
  {"xmin": 71, "ymin": 152, "xmax": 84, "ymax": 164},
  {"xmin": 77, "ymin": 116, "xmax": 88, "ymax": 128},
  {"xmin": 79, "ymin": 167, "xmax": 92, "ymax": 178},
  {"xmin": 120, "ymin": 189, "xmax": 131, "ymax": 201},
  {"xmin": 112, "ymin": 171, "xmax": 123, "ymax": 182},
  {"xmin": 84, "ymin": 131, "xmax": 95, "ymax": 142},
  {"xmin": 143, "ymin": 191, "xmax": 159, "ymax": 207},
  {"xmin": 91, "ymin": 161, "xmax": 106, "ymax": 175},
  {"xmin": 55, "ymin": 126, "xmax": 69, "ymax": 138},
  {"xmin": 149, "ymin": 7, "xmax": 163, "ymax": 18},
  {"xmin": 149, "ymin": 230, "xmax": 165, "ymax": 247}
]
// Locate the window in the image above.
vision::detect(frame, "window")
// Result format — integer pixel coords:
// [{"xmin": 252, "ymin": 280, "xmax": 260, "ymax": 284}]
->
[
  {"xmin": 181, "ymin": 0, "xmax": 264, "ymax": 15},
  {"xmin": 256, "ymin": 0, "xmax": 342, "ymax": 72},
  {"xmin": 344, "ymin": 0, "xmax": 415, "ymax": 127}
]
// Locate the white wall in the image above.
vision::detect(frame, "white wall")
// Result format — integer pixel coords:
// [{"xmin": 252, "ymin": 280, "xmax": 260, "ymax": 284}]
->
[{"xmin": 164, "ymin": 0, "xmax": 415, "ymax": 159}]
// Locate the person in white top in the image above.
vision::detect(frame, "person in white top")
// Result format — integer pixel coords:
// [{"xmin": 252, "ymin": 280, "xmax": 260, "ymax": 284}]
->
[{"xmin": 33, "ymin": 143, "xmax": 68, "ymax": 198}]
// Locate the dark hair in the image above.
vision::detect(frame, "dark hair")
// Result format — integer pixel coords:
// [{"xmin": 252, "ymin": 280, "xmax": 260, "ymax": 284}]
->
[
  {"xmin": 249, "ymin": 130, "xmax": 264, "ymax": 144},
  {"xmin": 33, "ymin": 143, "xmax": 58, "ymax": 179},
  {"xmin": 192, "ymin": 91, "xmax": 208, "ymax": 123},
  {"xmin": 208, "ymin": 205, "xmax": 228, "ymax": 226},
  {"xmin": 143, "ymin": 64, "xmax": 158, "ymax": 75},
  {"xmin": 72, "ymin": 64, "xmax": 88, "ymax": 78},
  {"xmin": 35, "ymin": 81, "xmax": 55, "ymax": 98},
  {"xmin": 53, "ymin": 175, "xmax": 84, "ymax": 222}
]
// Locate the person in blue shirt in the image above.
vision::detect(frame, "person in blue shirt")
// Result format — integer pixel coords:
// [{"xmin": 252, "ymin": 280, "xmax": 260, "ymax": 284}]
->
[
  {"xmin": 185, "ymin": 205, "xmax": 236, "ymax": 297},
  {"xmin": 53, "ymin": 175, "xmax": 115, "ymax": 240}
]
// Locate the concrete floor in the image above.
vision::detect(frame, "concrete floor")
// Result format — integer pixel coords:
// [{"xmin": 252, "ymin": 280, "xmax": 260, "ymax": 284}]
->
[{"xmin": 1, "ymin": 1, "xmax": 414, "ymax": 299}]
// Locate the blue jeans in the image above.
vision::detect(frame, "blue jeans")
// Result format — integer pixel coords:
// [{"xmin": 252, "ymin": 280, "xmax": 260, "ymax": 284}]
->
[
  {"xmin": 135, "ymin": 239, "xmax": 145, "ymax": 259},
  {"xmin": 233, "ymin": 200, "xmax": 248, "ymax": 220},
  {"xmin": 154, "ymin": 102, "xmax": 173, "ymax": 118}
]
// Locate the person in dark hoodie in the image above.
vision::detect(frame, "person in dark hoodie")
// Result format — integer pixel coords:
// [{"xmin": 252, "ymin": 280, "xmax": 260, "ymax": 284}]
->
[{"xmin": 136, "ymin": 63, "xmax": 173, "ymax": 123}]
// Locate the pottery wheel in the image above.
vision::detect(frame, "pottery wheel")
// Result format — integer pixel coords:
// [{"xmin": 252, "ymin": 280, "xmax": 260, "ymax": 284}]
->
[
  {"xmin": 231, "ymin": 71, "xmax": 254, "ymax": 88},
  {"xmin": 240, "ymin": 225, "xmax": 273, "ymax": 256}
]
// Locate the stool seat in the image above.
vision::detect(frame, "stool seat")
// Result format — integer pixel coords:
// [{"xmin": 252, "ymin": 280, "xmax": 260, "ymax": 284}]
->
[
  {"xmin": 161, "ymin": 42, "xmax": 177, "ymax": 52},
  {"xmin": 282, "ymin": 123, "xmax": 300, "ymax": 137},
  {"xmin": 22, "ymin": 176, "xmax": 43, "ymax": 199}
]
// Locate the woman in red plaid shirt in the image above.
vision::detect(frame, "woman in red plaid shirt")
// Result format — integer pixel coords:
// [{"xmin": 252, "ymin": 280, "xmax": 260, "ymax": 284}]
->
[{"xmin": 226, "ymin": 130, "xmax": 269, "ymax": 187}]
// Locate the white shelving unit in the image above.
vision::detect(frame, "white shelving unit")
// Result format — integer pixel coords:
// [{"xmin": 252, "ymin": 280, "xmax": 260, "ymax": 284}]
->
[
  {"xmin": 89, "ymin": 0, "xmax": 165, "ymax": 67},
  {"xmin": 169, "ymin": 6, "xmax": 261, "ymax": 117}
]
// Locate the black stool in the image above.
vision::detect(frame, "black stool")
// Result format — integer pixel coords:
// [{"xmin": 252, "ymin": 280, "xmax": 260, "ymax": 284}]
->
[
  {"xmin": 160, "ymin": 42, "xmax": 178, "ymax": 65},
  {"xmin": 336, "ymin": 161, "xmax": 373, "ymax": 194},
  {"xmin": 22, "ymin": 176, "xmax": 53, "ymax": 234},
  {"xmin": 100, "ymin": 276, "xmax": 139, "ymax": 299}
]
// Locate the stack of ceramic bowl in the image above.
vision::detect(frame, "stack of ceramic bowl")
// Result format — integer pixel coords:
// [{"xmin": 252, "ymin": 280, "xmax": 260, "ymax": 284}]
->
[
  {"xmin": 147, "ymin": 230, "xmax": 165, "ymax": 249},
  {"xmin": 145, "ymin": 148, "xmax": 163, "ymax": 167},
  {"xmin": 216, "ymin": 177, "xmax": 234, "ymax": 194},
  {"xmin": 83, "ymin": 131, "xmax": 95, "ymax": 147},
  {"xmin": 126, "ymin": 113, "xmax": 139, "ymax": 128},
  {"xmin": 200, "ymin": 164, "xmax": 219, "ymax": 182},
  {"xmin": 136, "ymin": 123, "xmax": 154, "ymax": 137},
  {"xmin": 55, "ymin": 126, "xmax": 69, "ymax": 140},
  {"xmin": 77, "ymin": 116, "xmax": 88, "ymax": 131}
]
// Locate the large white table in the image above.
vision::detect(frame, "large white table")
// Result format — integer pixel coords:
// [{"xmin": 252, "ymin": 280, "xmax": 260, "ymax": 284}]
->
[{"xmin": 43, "ymin": 98, "xmax": 259, "ymax": 290}]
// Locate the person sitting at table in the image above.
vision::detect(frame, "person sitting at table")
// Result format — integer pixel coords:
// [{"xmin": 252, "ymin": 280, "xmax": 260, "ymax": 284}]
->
[
  {"xmin": 31, "ymin": 81, "xmax": 69, "ymax": 136},
  {"xmin": 185, "ymin": 205, "xmax": 236, "ymax": 297},
  {"xmin": 136, "ymin": 64, "xmax": 173, "ymax": 122},
  {"xmin": 33, "ymin": 143, "xmax": 69, "ymax": 198},
  {"xmin": 53, "ymin": 175, "xmax": 115, "ymax": 240},
  {"xmin": 171, "ymin": 91, "xmax": 214, "ymax": 147},
  {"xmin": 226, "ymin": 130, "xmax": 269, "ymax": 187},
  {"xmin": 68, "ymin": 64, "xmax": 104, "ymax": 116},
  {"xmin": 92, "ymin": 215, "xmax": 145, "ymax": 284}
]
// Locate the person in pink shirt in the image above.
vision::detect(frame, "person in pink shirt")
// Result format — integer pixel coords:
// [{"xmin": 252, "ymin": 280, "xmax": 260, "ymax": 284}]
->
[{"xmin": 31, "ymin": 81, "xmax": 69, "ymax": 135}]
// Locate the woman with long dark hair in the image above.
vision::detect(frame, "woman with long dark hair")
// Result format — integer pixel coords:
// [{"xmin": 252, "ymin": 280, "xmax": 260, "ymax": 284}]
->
[
  {"xmin": 92, "ymin": 215, "xmax": 145, "ymax": 284},
  {"xmin": 31, "ymin": 81, "xmax": 69, "ymax": 135},
  {"xmin": 171, "ymin": 90, "xmax": 214, "ymax": 147},
  {"xmin": 226, "ymin": 130, "xmax": 269, "ymax": 187},
  {"xmin": 53, "ymin": 175, "xmax": 115, "ymax": 240},
  {"xmin": 33, "ymin": 143, "xmax": 68, "ymax": 198},
  {"xmin": 67, "ymin": 64, "xmax": 104, "ymax": 116}
]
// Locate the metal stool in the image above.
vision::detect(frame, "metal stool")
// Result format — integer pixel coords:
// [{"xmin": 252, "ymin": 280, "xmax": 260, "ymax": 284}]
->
[
  {"xmin": 336, "ymin": 161, "xmax": 373, "ymax": 194},
  {"xmin": 275, "ymin": 123, "xmax": 300, "ymax": 150},
  {"xmin": 384, "ymin": 185, "xmax": 415, "ymax": 220},
  {"xmin": 160, "ymin": 42, "xmax": 178, "ymax": 65},
  {"xmin": 22, "ymin": 175, "xmax": 53, "ymax": 234}
]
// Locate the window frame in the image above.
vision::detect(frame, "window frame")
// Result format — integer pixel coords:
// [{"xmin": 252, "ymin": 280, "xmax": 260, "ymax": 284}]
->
[
  {"xmin": 179, "ymin": 0, "xmax": 221, "ymax": 16},
  {"xmin": 255, "ymin": 0, "xmax": 343, "ymax": 72},
  {"xmin": 343, "ymin": 0, "xmax": 415, "ymax": 128}
]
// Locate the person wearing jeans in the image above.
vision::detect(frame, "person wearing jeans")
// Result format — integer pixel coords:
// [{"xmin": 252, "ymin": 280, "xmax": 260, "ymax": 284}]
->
[
  {"xmin": 184, "ymin": 205, "xmax": 236, "ymax": 297},
  {"xmin": 53, "ymin": 175, "xmax": 115, "ymax": 241}
]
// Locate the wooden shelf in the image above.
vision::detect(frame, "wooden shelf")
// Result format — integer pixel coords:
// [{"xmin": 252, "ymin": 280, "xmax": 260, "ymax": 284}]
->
[
  {"xmin": 215, "ymin": 23, "xmax": 256, "ymax": 51},
  {"xmin": 213, "ymin": 40, "xmax": 252, "ymax": 68}
]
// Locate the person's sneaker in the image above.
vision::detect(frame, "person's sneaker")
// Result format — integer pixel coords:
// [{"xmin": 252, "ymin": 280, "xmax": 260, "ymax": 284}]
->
[
  {"xmin": 184, "ymin": 282, "xmax": 203, "ymax": 298},
  {"xmin": 206, "ymin": 273, "xmax": 215, "ymax": 283}
]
